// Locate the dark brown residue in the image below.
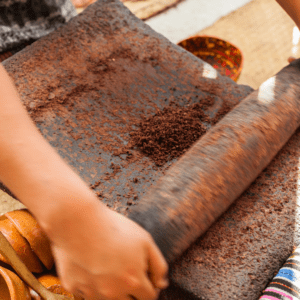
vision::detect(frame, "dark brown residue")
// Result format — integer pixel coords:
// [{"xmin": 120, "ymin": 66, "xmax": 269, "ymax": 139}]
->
[{"xmin": 129, "ymin": 96, "xmax": 235, "ymax": 166}]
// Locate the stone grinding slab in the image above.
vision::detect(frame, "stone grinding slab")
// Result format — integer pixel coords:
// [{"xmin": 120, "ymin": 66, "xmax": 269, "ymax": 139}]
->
[
  {"xmin": 2, "ymin": 0, "xmax": 295, "ymax": 299},
  {"xmin": 129, "ymin": 61, "xmax": 300, "ymax": 263},
  {"xmin": 165, "ymin": 62, "xmax": 300, "ymax": 299},
  {"xmin": 2, "ymin": 0, "xmax": 252, "ymax": 214}
]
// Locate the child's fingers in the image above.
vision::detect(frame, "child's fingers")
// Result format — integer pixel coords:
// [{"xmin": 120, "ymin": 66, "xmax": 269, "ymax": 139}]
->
[
  {"xmin": 288, "ymin": 56, "xmax": 297, "ymax": 63},
  {"xmin": 147, "ymin": 242, "xmax": 169, "ymax": 290}
]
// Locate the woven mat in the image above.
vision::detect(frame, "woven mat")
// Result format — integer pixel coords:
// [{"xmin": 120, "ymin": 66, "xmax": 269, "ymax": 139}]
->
[
  {"xmin": 121, "ymin": 0, "xmax": 182, "ymax": 20},
  {"xmin": 77, "ymin": 0, "xmax": 182, "ymax": 19},
  {"xmin": 197, "ymin": 0, "xmax": 299, "ymax": 89}
]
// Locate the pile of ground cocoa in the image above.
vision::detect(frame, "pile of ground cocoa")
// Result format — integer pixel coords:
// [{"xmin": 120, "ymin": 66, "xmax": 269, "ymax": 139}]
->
[
  {"xmin": 130, "ymin": 102, "xmax": 208, "ymax": 166},
  {"xmin": 130, "ymin": 96, "xmax": 233, "ymax": 166}
]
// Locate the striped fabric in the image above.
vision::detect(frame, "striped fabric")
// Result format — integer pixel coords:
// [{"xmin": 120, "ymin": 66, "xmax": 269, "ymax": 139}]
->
[{"xmin": 260, "ymin": 247, "xmax": 300, "ymax": 300}]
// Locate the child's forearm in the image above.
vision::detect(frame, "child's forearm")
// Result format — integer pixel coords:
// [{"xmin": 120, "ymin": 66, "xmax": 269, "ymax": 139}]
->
[
  {"xmin": 0, "ymin": 64, "xmax": 52, "ymax": 195},
  {"xmin": 0, "ymin": 65, "xmax": 168, "ymax": 300},
  {"xmin": 0, "ymin": 64, "xmax": 99, "ymax": 226},
  {"xmin": 276, "ymin": 0, "xmax": 300, "ymax": 29}
]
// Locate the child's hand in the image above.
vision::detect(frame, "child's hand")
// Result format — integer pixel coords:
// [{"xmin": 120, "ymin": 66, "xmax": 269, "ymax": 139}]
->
[
  {"xmin": 0, "ymin": 63, "xmax": 168, "ymax": 300},
  {"xmin": 42, "ymin": 198, "xmax": 169, "ymax": 300}
]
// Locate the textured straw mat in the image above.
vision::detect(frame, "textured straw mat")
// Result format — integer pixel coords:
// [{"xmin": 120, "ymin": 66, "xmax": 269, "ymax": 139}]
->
[
  {"xmin": 197, "ymin": 0, "xmax": 300, "ymax": 89},
  {"xmin": 121, "ymin": 0, "xmax": 183, "ymax": 20},
  {"xmin": 77, "ymin": 0, "xmax": 182, "ymax": 20},
  {"xmin": 77, "ymin": 0, "xmax": 183, "ymax": 20}
]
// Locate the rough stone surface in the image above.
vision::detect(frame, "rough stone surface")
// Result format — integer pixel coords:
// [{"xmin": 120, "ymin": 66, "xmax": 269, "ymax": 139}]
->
[
  {"xmin": 170, "ymin": 122, "xmax": 300, "ymax": 299},
  {"xmin": 129, "ymin": 62, "xmax": 300, "ymax": 263},
  {"xmin": 2, "ymin": 0, "xmax": 251, "ymax": 214},
  {"xmin": 5, "ymin": 0, "xmax": 296, "ymax": 299}
]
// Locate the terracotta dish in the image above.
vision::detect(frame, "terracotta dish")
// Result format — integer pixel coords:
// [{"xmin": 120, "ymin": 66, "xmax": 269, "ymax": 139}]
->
[
  {"xmin": 5, "ymin": 209, "xmax": 54, "ymax": 270},
  {"xmin": 178, "ymin": 35, "xmax": 243, "ymax": 82},
  {"xmin": 0, "ymin": 266, "xmax": 31, "ymax": 300},
  {"xmin": 0, "ymin": 231, "xmax": 71, "ymax": 300},
  {"xmin": 0, "ymin": 215, "xmax": 43, "ymax": 273}
]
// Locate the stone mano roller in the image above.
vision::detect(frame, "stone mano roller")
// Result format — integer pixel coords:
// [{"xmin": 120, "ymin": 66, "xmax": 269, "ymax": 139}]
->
[{"xmin": 129, "ymin": 60, "xmax": 300, "ymax": 262}]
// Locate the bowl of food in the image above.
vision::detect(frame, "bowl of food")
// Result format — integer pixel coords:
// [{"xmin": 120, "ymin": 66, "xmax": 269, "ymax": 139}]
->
[
  {"xmin": 0, "ymin": 215, "xmax": 43, "ymax": 273},
  {"xmin": 30, "ymin": 274, "xmax": 83, "ymax": 300},
  {"xmin": 0, "ymin": 266, "xmax": 31, "ymax": 300},
  {"xmin": 5, "ymin": 209, "xmax": 54, "ymax": 270},
  {"xmin": 177, "ymin": 35, "xmax": 243, "ymax": 82}
]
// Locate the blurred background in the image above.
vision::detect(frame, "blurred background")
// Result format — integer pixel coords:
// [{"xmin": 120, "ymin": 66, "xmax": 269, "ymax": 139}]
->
[{"xmin": 78, "ymin": 0, "xmax": 300, "ymax": 90}]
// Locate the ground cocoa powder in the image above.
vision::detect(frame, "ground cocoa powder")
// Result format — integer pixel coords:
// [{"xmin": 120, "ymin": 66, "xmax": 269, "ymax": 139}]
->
[{"xmin": 129, "ymin": 96, "xmax": 234, "ymax": 166}]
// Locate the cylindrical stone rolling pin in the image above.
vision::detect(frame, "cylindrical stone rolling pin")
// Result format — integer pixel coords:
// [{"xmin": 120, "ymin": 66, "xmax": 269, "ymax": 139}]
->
[{"xmin": 129, "ymin": 60, "xmax": 300, "ymax": 263}]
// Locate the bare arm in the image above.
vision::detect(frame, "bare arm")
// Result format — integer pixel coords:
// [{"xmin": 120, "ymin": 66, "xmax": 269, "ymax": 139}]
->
[
  {"xmin": 0, "ymin": 64, "xmax": 168, "ymax": 300},
  {"xmin": 0, "ymin": 65, "xmax": 97, "ymax": 222},
  {"xmin": 276, "ymin": 0, "xmax": 300, "ymax": 28}
]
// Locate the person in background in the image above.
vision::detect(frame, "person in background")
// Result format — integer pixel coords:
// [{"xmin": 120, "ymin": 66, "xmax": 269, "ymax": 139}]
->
[{"xmin": 0, "ymin": 0, "xmax": 299, "ymax": 299}]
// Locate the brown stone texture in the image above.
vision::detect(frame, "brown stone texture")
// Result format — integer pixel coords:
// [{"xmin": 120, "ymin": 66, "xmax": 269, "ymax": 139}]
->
[
  {"xmin": 129, "ymin": 61, "xmax": 300, "ymax": 265},
  {"xmin": 170, "ymin": 118, "xmax": 300, "ymax": 299},
  {"xmin": 4, "ymin": 0, "xmax": 299, "ymax": 299},
  {"xmin": 2, "ymin": 0, "xmax": 251, "ymax": 217}
]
